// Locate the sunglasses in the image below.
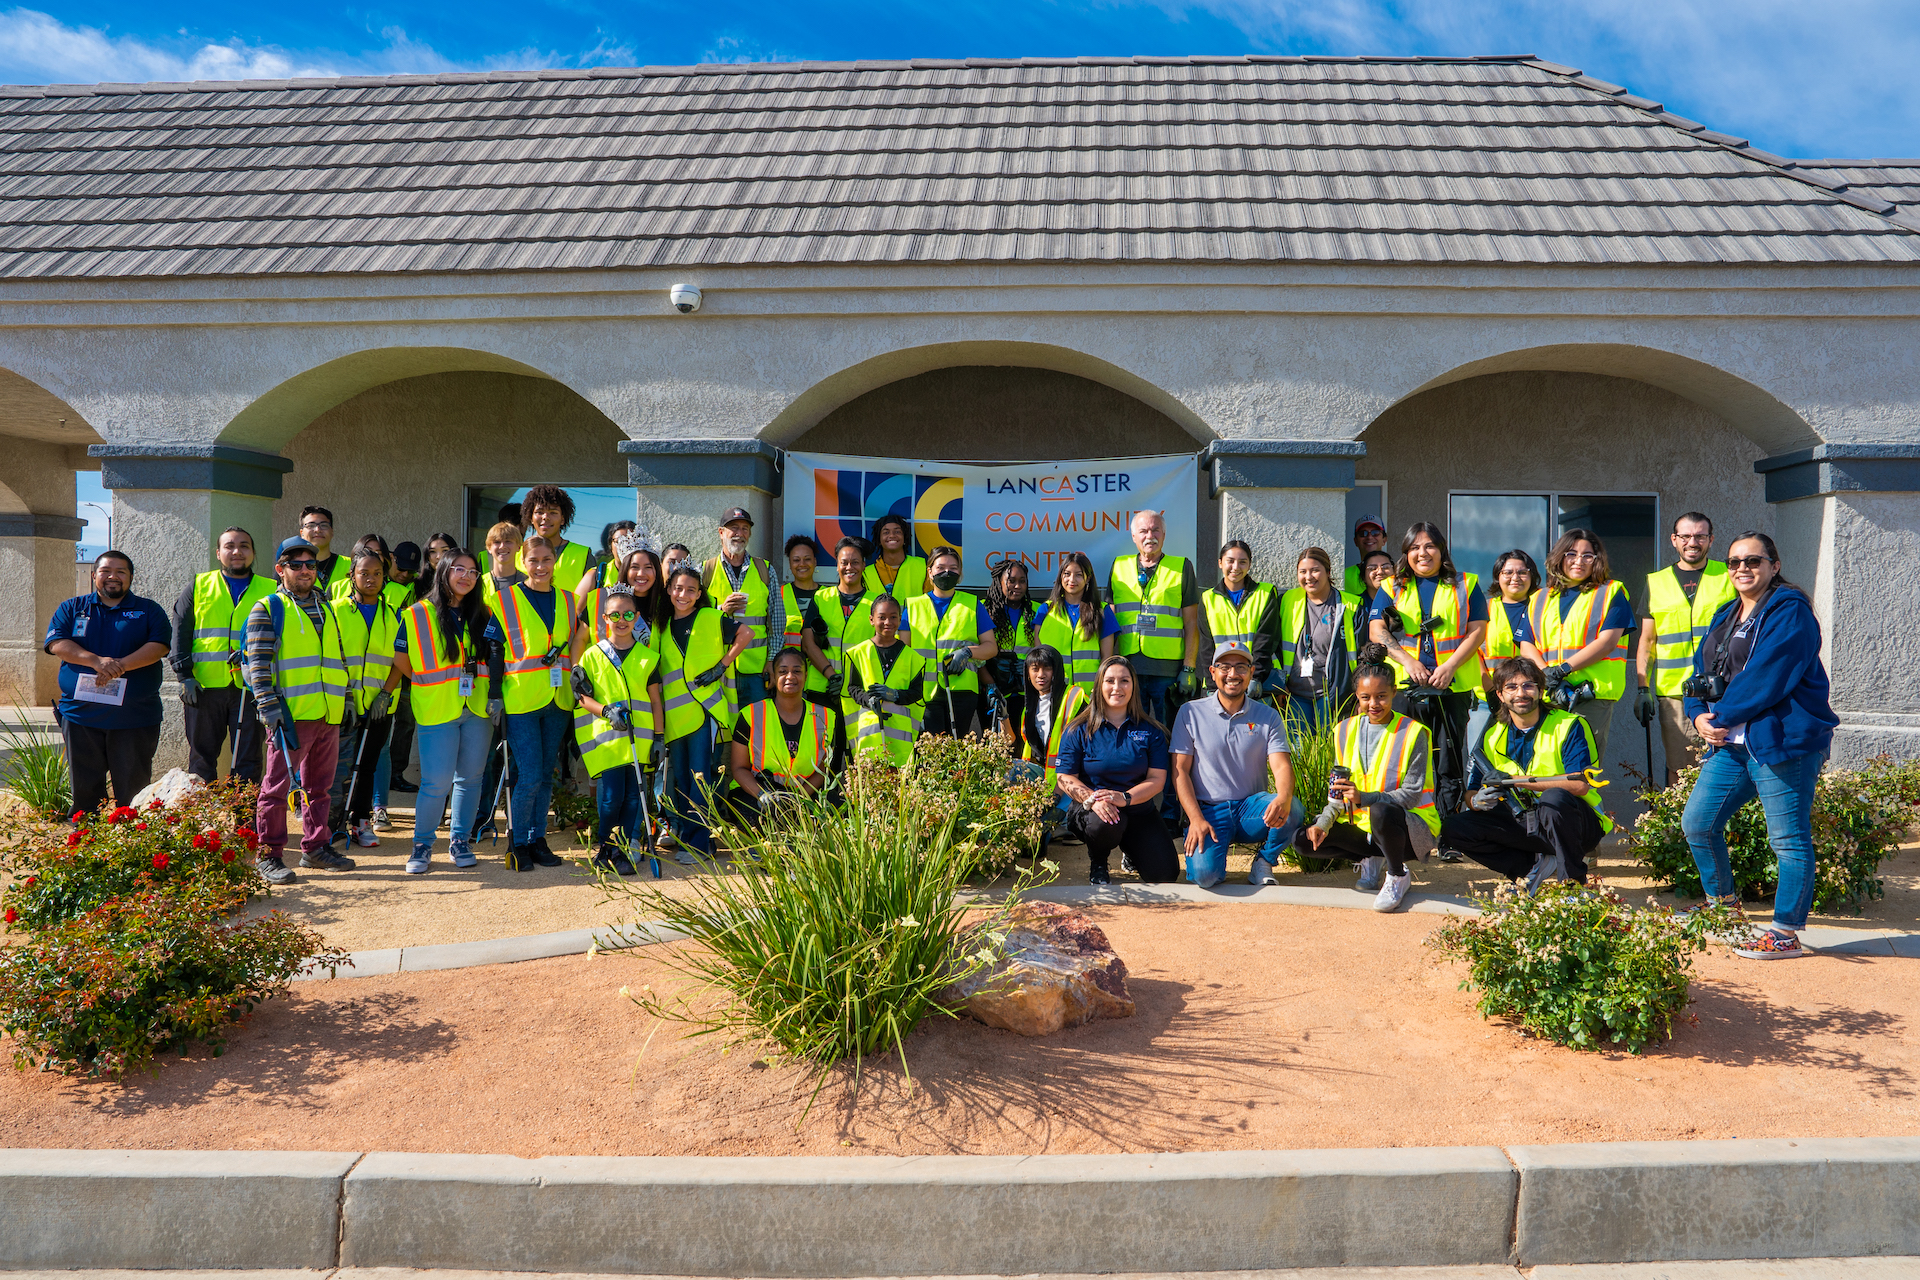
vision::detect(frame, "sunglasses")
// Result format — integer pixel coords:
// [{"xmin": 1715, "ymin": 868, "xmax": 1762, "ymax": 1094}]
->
[
  {"xmin": 606, "ymin": 610, "xmax": 637, "ymax": 620},
  {"xmin": 1726, "ymin": 555, "xmax": 1772, "ymax": 571},
  {"xmin": 284, "ymin": 559, "xmax": 318, "ymax": 570}
]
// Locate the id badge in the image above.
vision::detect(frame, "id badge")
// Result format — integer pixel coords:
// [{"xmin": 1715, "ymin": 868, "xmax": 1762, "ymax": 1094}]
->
[
  {"xmin": 550, "ymin": 665, "xmax": 565, "ymax": 689},
  {"xmin": 73, "ymin": 616, "xmax": 88, "ymax": 638},
  {"xmin": 1300, "ymin": 656, "xmax": 1314, "ymax": 678},
  {"xmin": 459, "ymin": 674, "xmax": 475, "ymax": 698}
]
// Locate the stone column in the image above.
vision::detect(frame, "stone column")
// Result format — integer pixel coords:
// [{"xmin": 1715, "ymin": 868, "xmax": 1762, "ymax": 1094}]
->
[
  {"xmin": 1757, "ymin": 444, "xmax": 1920, "ymax": 765},
  {"xmin": 0, "ymin": 512, "xmax": 86, "ymax": 705},
  {"xmin": 1204, "ymin": 440, "xmax": 1365, "ymax": 583},
  {"xmin": 619, "ymin": 439, "xmax": 782, "ymax": 560},
  {"xmin": 92, "ymin": 445, "xmax": 294, "ymax": 769}
]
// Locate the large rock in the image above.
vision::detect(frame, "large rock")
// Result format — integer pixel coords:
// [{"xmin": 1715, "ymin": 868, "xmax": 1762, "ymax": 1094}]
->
[
  {"xmin": 130, "ymin": 767, "xmax": 205, "ymax": 811},
  {"xmin": 942, "ymin": 901, "xmax": 1134, "ymax": 1036}
]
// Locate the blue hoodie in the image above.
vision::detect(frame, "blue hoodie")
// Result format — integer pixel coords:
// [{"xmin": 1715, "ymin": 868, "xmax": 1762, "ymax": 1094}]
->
[{"xmin": 1683, "ymin": 586, "xmax": 1837, "ymax": 765}]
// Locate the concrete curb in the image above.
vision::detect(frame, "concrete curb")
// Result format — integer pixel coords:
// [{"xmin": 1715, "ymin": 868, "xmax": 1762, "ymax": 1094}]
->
[
  {"xmin": 296, "ymin": 925, "xmax": 690, "ymax": 981},
  {"xmin": 9, "ymin": 1140, "xmax": 1920, "ymax": 1274}
]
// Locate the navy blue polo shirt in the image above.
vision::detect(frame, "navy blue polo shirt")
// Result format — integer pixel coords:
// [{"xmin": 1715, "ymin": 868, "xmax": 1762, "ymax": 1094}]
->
[
  {"xmin": 1055, "ymin": 714, "xmax": 1170, "ymax": 792},
  {"xmin": 44, "ymin": 592, "xmax": 173, "ymax": 730}
]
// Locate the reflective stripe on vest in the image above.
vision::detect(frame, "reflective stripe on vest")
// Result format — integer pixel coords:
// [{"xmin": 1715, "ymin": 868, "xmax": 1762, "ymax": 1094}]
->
[
  {"xmin": 1038, "ymin": 683, "xmax": 1092, "ymax": 794},
  {"xmin": 190, "ymin": 571, "xmax": 276, "ymax": 689},
  {"xmin": 810, "ymin": 586, "xmax": 883, "ymax": 695},
  {"xmin": 575, "ymin": 638, "xmax": 660, "ymax": 774},
  {"xmin": 1333, "ymin": 712, "xmax": 1440, "ymax": 836},
  {"xmin": 907, "ymin": 591, "xmax": 982, "ymax": 695},
  {"xmin": 1203, "ymin": 581, "xmax": 1274, "ymax": 650},
  {"xmin": 403, "ymin": 599, "xmax": 488, "ymax": 726},
  {"xmin": 1110, "ymin": 555, "xmax": 1186, "ymax": 661},
  {"xmin": 1529, "ymin": 580, "xmax": 1631, "ymax": 702},
  {"xmin": 491, "ymin": 582, "xmax": 576, "ymax": 714},
  {"xmin": 269, "ymin": 593, "xmax": 348, "ymax": 725},
  {"xmin": 845, "ymin": 639, "xmax": 924, "ymax": 766},
  {"xmin": 747, "ymin": 699, "xmax": 830, "ymax": 780},
  {"xmin": 863, "ymin": 555, "xmax": 928, "ymax": 600},
  {"xmin": 780, "ymin": 583, "xmax": 829, "ymax": 693},
  {"xmin": 1480, "ymin": 594, "xmax": 1531, "ymax": 663},
  {"xmin": 1479, "ymin": 709, "xmax": 1612, "ymax": 833},
  {"xmin": 1037, "ymin": 602, "xmax": 1103, "ymax": 692},
  {"xmin": 1389, "ymin": 573, "xmax": 1484, "ymax": 694},
  {"xmin": 660, "ymin": 608, "xmax": 736, "ymax": 740},
  {"xmin": 704, "ymin": 556, "xmax": 773, "ymax": 675},
  {"xmin": 331, "ymin": 595, "xmax": 399, "ymax": 714},
  {"xmin": 1645, "ymin": 563, "xmax": 1736, "ymax": 697},
  {"xmin": 1277, "ymin": 587, "xmax": 1359, "ymax": 673}
]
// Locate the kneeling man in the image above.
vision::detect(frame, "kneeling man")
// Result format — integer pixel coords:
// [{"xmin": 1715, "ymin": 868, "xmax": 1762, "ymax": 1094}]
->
[
  {"xmin": 1441, "ymin": 656, "xmax": 1610, "ymax": 889},
  {"xmin": 1171, "ymin": 641, "xmax": 1303, "ymax": 888}
]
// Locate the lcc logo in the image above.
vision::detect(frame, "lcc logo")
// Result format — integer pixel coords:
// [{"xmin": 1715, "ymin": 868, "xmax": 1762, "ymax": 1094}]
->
[{"xmin": 811, "ymin": 468, "xmax": 963, "ymax": 559}]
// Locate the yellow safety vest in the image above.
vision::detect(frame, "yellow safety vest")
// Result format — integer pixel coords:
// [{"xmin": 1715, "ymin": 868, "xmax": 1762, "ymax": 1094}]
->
[
  {"xmin": 1530, "ymin": 580, "xmax": 1632, "ymax": 701},
  {"xmin": 331, "ymin": 595, "xmax": 399, "ymax": 714},
  {"xmin": 864, "ymin": 555, "xmax": 928, "ymax": 600},
  {"xmin": 516, "ymin": 540, "xmax": 593, "ymax": 594},
  {"xmin": 1343, "ymin": 563, "xmax": 1367, "ymax": 597},
  {"xmin": 660, "ymin": 608, "xmax": 737, "ymax": 741},
  {"xmin": 1036, "ymin": 600, "xmax": 1104, "ymax": 693},
  {"xmin": 805, "ymin": 586, "xmax": 882, "ymax": 693},
  {"xmin": 1030, "ymin": 683, "xmax": 1091, "ymax": 794},
  {"xmin": 1480, "ymin": 595, "xmax": 1533, "ymax": 664},
  {"xmin": 745, "ymin": 699, "xmax": 832, "ymax": 782},
  {"xmin": 1388, "ymin": 573, "xmax": 1484, "ymax": 694},
  {"xmin": 703, "ymin": 556, "xmax": 774, "ymax": 676},
  {"xmin": 381, "ymin": 580, "xmax": 416, "ymax": 612},
  {"xmin": 780, "ymin": 583, "xmax": 829, "ymax": 693},
  {"xmin": 1111, "ymin": 555, "xmax": 1188, "ymax": 662},
  {"xmin": 580, "ymin": 584, "xmax": 661, "ymax": 650},
  {"xmin": 262, "ymin": 592, "xmax": 348, "ymax": 726},
  {"xmin": 574, "ymin": 638, "xmax": 660, "ymax": 774},
  {"xmin": 189, "ymin": 571, "xmax": 276, "ymax": 689},
  {"xmin": 1645, "ymin": 563, "xmax": 1736, "ymax": 697},
  {"xmin": 845, "ymin": 639, "xmax": 925, "ymax": 766},
  {"xmin": 1277, "ymin": 588, "xmax": 1360, "ymax": 677},
  {"xmin": 1333, "ymin": 712, "xmax": 1439, "ymax": 836},
  {"xmin": 907, "ymin": 591, "xmax": 982, "ymax": 696},
  {"xmin": 1204, "ymin": 581, "xmax": 1276, "ymax": 653},
  {"xmin": 489, "ymin": 582, "xmax": 577, "ymax": 715},
  {"xmin": 1478, "ymin": 709, "xmax": 1612, "ymax": 833},
  {"xmin": 402, "ymin": 599, "xmax": 489, "ymax": 727},
  {"xmin": 312, "ymin": 554, "xmax": 350, "ymax": 600}
]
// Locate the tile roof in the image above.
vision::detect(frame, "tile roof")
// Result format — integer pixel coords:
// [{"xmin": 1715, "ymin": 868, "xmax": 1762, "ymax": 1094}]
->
[{"xmin": 0, "ymin": 54, "xmax": 1916, "ymax": 280}]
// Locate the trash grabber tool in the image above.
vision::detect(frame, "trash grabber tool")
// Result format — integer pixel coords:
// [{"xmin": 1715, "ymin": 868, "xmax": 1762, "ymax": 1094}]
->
[
  {"xmin": 1644, "ymin": 713, "xmax": 1656, "ymax": 793},
  {"xmin": 274, "ymin": 720, "xmax": 308, "ymax": 813},
  {"xmin": 334, "ymin": 715, "xmax": 378, "ymax": 844},
  {"xmin": 626, "ymin": 715, "xmax": 661, "ymax": 878},
  {"xmin": 480, "ymin": 738, "xmax": 510, "ymax": 844}
]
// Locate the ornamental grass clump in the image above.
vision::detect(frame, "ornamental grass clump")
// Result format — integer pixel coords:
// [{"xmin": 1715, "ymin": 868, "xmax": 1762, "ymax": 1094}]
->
[
  {"xmin": 1629, "ymin": 754, "xmax": 1920, "ymax": 912},
  {"xmin": 594, "ymin": 775, "xmax": 1055, "ymax": 1103},
  {"xmin": 0, "ymin": 709, "xmax": 71, "ymax": 821},
  {"xmin": 1278, "ymin": 707, "xmax": 1341, "ymax": 871},
  {"xmin": 1426, "ymin": 881, "xmax": 1732, "ymax": 1055}
]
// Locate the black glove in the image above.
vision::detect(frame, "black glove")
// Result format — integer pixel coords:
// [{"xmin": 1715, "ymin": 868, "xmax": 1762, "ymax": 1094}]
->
[
  {"xmin": 756, "ymin": 788, "xmax": 779, "ymax": 814},
  {"xmin": 341, "ymin": 706, "xmax": 359, "ymax": 736},
  {"xmin": 823, "ymin": 672, "xmax": 844, "ymax": 698},
  {"xmin": 691, "ymin": 664, "xmax": 724, "ymax": 689},
  {"xmin": 856, "ymin": 688, "xmax": 886, "ymax": 713},
  {"xmin": 179, "ymin": 677, "xmax": 201, "ymax": 708},
  {"xmin": 261, "ymin": 700, "xmax": 299, "ymax": 751},
  {"xmin": 1635, "ymin": 687, "xmax": 1658, "ymax": 727},
  {"xmin": 605, "ymin": 702, "xmax": 632, "ymax": 731},
  {"xmin": 944, "ymin": 649, "xmax": 972, "ymax": 676},
  {"xmin": 487, "ymin": 697, "xmax": 505, "ymax": 728},
  {"xmin": 1546, "ymin": 662, "xmax": 1574, "ymax": 685}
]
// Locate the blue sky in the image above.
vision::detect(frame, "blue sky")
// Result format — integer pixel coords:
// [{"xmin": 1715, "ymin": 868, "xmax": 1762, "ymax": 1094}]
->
[{"xmin": 3, "ymin": 0, "xmax": 1917, "ymax": 160}]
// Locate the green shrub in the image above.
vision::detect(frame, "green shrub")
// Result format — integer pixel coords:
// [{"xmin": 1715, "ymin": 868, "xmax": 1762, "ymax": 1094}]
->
[
  {"xmin": 1278, "ymin": 707, "xmax": 1341, "ymax": 872},
  {"xmin": 1, "ymin": 779, "xmax": 266, "ymax": 932},
  {"xmin": 0, "ymin": 712, "xmax": 70, "ymax": 821},
  {"xmin": 848, "ymin": 732, "xmax": 1054, "ymax": 878},
  {"xmin": 1629, "ymin": 755, "xmax": 1920, "ymax": 912},
  {"xmin": 1427, "ymin": 881, "xmax": 1728, "ymax": 1054},
  {"xmin": 549, "ymin": 787, "xmax": 598, "ymax": 848},
  {"xmin": 595, "ymin": 776, "xmax": 1055, "ymax": 1100},
  {"xmin": 0, "ymin": 878, "xmax": 348, "ymax": 1077}
]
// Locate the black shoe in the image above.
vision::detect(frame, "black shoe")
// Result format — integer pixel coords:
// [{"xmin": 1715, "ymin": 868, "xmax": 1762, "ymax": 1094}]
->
[
  {"xmin": 299, "ymin": 848, "xmax": 357, "ymax": 871},
  {"xmin": 506, "ymin": 844, "xmax": 536, "ymax": 872},
  {"xmin": 1089, "ymin": 863, "xmax": 1112, "ymax": 886},
  {"xmin": 531, "ymin": 837, "xmax": 565, "ymax": 868},
  {"xmin": 1436, "ymin": 847, "xmax": 1466, "ymax": 863},
  {"xmin": 256, "ymin": 855, "xmax": 297, "ymax": 885},
  {"xmin": 1120, "ymin": 853, "xmax": 1136, "ymax": 875},
  {"xmin": 388, "ymin": 776, "xmax": 419, "ymax": 793},
  {"xmin": 593, "ymin": 846, "xmax": 639, "ymax": 878}
]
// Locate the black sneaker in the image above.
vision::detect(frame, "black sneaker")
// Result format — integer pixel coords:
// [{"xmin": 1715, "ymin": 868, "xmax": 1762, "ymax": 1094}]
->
[
  {"xmin": 506, "ymin": 844, "xmax": 536, "ymax": 872},
  {"xmin": 256, "ymin": 855, "xmax": 297, "ymax": 885},
  {"xmin": 593, "ymin": 846, "xmax": 638, "ymax": 878},
  {"xmin": 1436, "ymin": 847, "xmax": 1466, "ymax": 864},
  {"xmin": 299, "ymin": 848, "xmax": 357, "ymax": 871},
  {"xmin": 388, "ymin": 776, "xmax": 419, "ymax": 793},
  {"xmin": 1089, "ymin": 863, "xmax": 1112, "ymax": 886},
  {"xmin": 1120, "ymin": 853, "xmax": 1136, "ymax": 875},
  {"xmin": 531, "ymin": 837, "xmax": 565, "ymax": 868}
]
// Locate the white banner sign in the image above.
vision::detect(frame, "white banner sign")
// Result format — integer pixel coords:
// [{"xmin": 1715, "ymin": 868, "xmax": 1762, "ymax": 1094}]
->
[{"xmin": 785, "ymin": 451, "xmax": 1198, "ymax": 583}]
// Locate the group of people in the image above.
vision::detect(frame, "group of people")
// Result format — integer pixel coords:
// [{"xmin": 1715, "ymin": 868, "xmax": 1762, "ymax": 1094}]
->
[{"xmin": 44, "ymin": 491, "xmax": 1836, "ymax": 958}]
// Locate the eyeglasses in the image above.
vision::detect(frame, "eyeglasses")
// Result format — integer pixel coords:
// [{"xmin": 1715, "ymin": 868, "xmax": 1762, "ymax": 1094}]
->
[
  {"xmin": 284, "ymin": 559, "xmax": 318, "ymax": 570},
  {"xmin": 1563, "ymin": 552, "xmax": 1598, "ymax": 564},
  {"xmin": 1726, "ymin": 555, "xmax": 1771, "ymax": 571},
  {"xmin": 607, "ymin": 610, "xmax": 637, "ymax": 620},
  {"xmin": 1674, "ymin": 534, "xmax": 1712, "ymax": 543},
  {"xmin": 448, "ymin": 566, "xmax": 480, "ymax": 577},
  {"xmin": 299, "ymin": 521, "xmax": 331, "ymax": 532},
  {"xmin": 1501, "ymin": 681, "xmax": 1541, "ymax": 694}
]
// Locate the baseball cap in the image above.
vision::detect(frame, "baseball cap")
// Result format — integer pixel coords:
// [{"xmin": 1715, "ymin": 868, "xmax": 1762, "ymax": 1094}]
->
[
  {"xmin": 392, "ymin": 541, "xmax": 422, "ymax": 572},
  {"xmin": 1353, "ymin": 515, "xmax": 1386, "ymax": 535},
  {"xmin": 719, "ymin": 507, "xmax": 754, "ymax": 526},
  {"xmin": 1212, "ymin": 641, "xmax": 1257, "ymax": 664},
  {"xmin": 276, "ymin": 536, "xmax": 317, "ymax": 562}
]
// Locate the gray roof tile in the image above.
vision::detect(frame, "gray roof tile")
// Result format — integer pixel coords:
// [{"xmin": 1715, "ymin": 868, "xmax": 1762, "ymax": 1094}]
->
[{"xmin": 0, "ymin": 54, "xmax": 1913, "ymax": 279}]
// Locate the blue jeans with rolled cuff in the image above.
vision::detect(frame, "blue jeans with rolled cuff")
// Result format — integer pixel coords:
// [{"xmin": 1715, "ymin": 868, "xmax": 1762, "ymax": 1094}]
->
[
  {"xmin": 595, "ymin": 763, "xmax": 645, "ymax": 850},
  {"xmin": 1185, "ymin": 792, "xmax": 1305, "ymax": 888},
  {"xmin": 1682, "ymin": 743, "xmax": 1824, "ymax": 931}
]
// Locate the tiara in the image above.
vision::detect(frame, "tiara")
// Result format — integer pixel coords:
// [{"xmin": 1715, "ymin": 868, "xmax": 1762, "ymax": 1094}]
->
[{"xmin": 613, "ymin": 527, "xmax": 661, "ymax": 563}]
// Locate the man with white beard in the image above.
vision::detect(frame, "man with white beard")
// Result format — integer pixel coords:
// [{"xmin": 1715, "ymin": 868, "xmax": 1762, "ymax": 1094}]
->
[{"xmin": 701, "ymin": 507, "xmax": 780, "ymax": 705}]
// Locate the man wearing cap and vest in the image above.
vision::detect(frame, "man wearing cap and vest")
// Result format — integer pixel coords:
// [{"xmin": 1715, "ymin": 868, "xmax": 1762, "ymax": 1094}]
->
[
  {"xmin": 844, "ymin": 594, "xmax": 927, "ymax": 766},
  {"xmin": 327, "ymin": 546, "xmax": 402, "ymax": 850},
  {"xmin": 572, "ymin": 581, "xmax": 664, "ymax": 878},
  {"xmin": 485, "ymin": 535, "xmax": 578, "ymax": 871},
  {"xmin": 1636, "ymin": 512, "xmax": 1735, "ymax": 785},
  {"xmin": 703, "ymin": 506, "xmax": 780, "ymax": 707},
  {"xmin": 1444, "ymin": 656, "xmax": 1610, "ymax": 889},
  {"xmin": 1108, "ymin": 509, "xmax": 1200, "ymax": 731},
  {"xmin": 244, "ymin": 536, "xmax": 354, "ymax": 884},
  {"xmin": 168, "ymin": 526, "xmax": 275, "ymax": 783},
  {"xmin": 1344, "ymin": 516, "xmax": 1388, "ymax": 597}
]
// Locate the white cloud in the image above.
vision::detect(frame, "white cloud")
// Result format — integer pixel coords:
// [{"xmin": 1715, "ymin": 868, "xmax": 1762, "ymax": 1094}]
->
[{"xmin": 698, "ymin": 34, "xmax": 808, "ymax": 66}]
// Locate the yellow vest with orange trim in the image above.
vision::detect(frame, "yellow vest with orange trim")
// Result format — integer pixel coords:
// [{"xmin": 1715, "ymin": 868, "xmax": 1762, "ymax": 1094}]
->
[
  {"xmin": 488, "ymin": 582, "xmax": 576, "ymax": 715},
  {"xmin": 1333, "ymin": 711, "xmax": 1440, "ymax": 836},
  {"xmin": 1529, "ymin": 580, "xmax": 1632, "ymax": 701},
  {"xmin": 1030, "ymin": 683, "xmax": 1092, "ymax": 794},
  {"xmin": 1387, "ymin": 573, "xmax": 1484, "ymax": 694},
  {"xmin": 744, "ymin": 698, "xmax": 832, "ymax": 783},
  {"xmin": 402, "ymin": 600, "xmax": 489, "ymax": 726}
]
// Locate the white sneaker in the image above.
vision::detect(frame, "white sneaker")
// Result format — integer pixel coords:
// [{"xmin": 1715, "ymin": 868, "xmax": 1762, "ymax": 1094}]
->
[
  {"xmin": 373, "ymin": 806, "xmax": 391, "ymax": 830},
  {"xmin": 1373, "ymin": 871, "xmax": 1412, "ymax": 913},
  {"xmin": 1356, "ymin": 855, "xmax": 1386, "ymax": 892},
  {"xmin": 352, "ymin": 819, "xmax": 379, "ymax": 848}
]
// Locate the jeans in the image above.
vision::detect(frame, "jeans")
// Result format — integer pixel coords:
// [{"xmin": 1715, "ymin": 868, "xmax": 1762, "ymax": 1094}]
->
[
  {"xmin": 735, "ymin": 673, "xmax": 769, "ymax": 707},
  {"xmin": 505, "ymin": 701, "xmax": 570, "ymax": 846},
  {"xmin": 596, "ymin": 763, "xmax": 645, "ymax": 849},
  {"xmin": 414, "ymin": 709, "xmax": 493, "ymax": 852},
  {"xmin": 256, "ymin": 718, "xmax": 338, "ymax": 857},
  {"xmin": 329, "ymin": 714, "xmax": 390, "ymax": 830},
  {"xmin": 1683, "ymin": 744, "xmax": 1824, "ymax": 930},
  {"xmin": 1186, "ymin": 792, "xmax": 1305, "ymax": 887},
  {"xmin": 372, "ymin": 692, "xmax": 415, "ymax": 808},
  {"xmin": 666, "ymin": 721, "xmax": 719, "ymax": 857}
]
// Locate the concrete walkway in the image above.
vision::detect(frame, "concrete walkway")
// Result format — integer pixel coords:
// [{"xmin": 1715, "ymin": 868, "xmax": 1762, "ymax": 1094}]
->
[{"xmin": 2, "ymin": 1265, "xmax": 1915, "ymax": 1280}]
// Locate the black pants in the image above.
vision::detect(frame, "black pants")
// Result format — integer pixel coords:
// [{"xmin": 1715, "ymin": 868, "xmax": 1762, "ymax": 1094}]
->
[
  {"xmin": 1440, "ymin": 788, "xmax": 1601, "ymax": 883},
  {"xmin": 921, "ymin": 689, "xmax": 979, "ymax": 738},
  {"xmin": 1396, "ymin": 689, "xmax": 1473, "ymax": 817},
  {"xmin": 386, "ymin": 683, "xmax": 416, "ymax": 784},
  {"xmin": 62, "ymin": 720, "xmax": 161, "ymax": 817},
  {"xmin": 470, "ymin": 722, "xmax": 507, "ymax": 838},
  {"xmin": 1294, "ymin": 801, "xmax": 1417, "ymax": 875},
  {"xmin": 1068, "ymin": 800, "xmax": 1180, "ymax": 882},
  {"xmin": 329, "ymin": 715, "xmax": 392, "ymax": 830},
  {"xmin": 183, "ymin": 684, "xmax": 262, "ymax": 782}
]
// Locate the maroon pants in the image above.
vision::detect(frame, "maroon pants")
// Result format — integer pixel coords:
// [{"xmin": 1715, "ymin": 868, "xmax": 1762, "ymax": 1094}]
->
[{"xmin": 258, "ymin": 718, "xmax": 340, "ymax": 857}]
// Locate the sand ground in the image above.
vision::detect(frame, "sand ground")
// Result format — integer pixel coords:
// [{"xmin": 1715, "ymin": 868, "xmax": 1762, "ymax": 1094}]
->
[{"xmin": 0, "ymin": 902, "xmax": 1913, "ymax": 1156}]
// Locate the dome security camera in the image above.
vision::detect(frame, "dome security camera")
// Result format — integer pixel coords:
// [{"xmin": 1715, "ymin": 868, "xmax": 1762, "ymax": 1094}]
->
[{"xmin": 669, "ymin": 284, "xmax": 703, "ymax": 314}]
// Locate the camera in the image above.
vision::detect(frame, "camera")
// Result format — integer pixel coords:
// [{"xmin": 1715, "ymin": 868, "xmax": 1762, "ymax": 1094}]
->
[
  {"xmin": 1681, "ymin": 673, "xmax": 1728, "ymax": 702},
  {"xmin": 669, "ymin": 283, "xmax": 703, "ymax": 314}
]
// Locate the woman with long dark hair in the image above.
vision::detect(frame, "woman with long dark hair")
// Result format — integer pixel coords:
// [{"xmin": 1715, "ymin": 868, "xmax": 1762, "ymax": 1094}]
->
[
  {"xmin": 1529, "ymin": 527, "xmax": 1634, "ymax": 768},
  {"xmin": 984, "ymin": 559, "xmax": 1038, "ymax": 745},
  {"xmin": 1052, "ymin": 655, "xmax": 1178, "ymax": 885},
  {"xmin": 389, "ymin": 548, "xmax": 498, "ymax": 874},
  {"xmin": 1199, "ymin": 540, "xmax": 1282, "ymax": 693},
  {"xmin": 658, "ymin": 563, "xmax": 752, "ymax": 861},
  {"xmin": 1032, "ymin": 551, "xmax": 1116, "ymax": 695},
  {"xmin": 573, "ymin": 529, "xmax": 668, "ymax": 654},
  {"xmin": 1278, "ymin": 545, "xmax": 1361, "ymax": 726},
  {"xmin": 1681, "ymin": 532, "xmax": 1837, "ymax": 959}
]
